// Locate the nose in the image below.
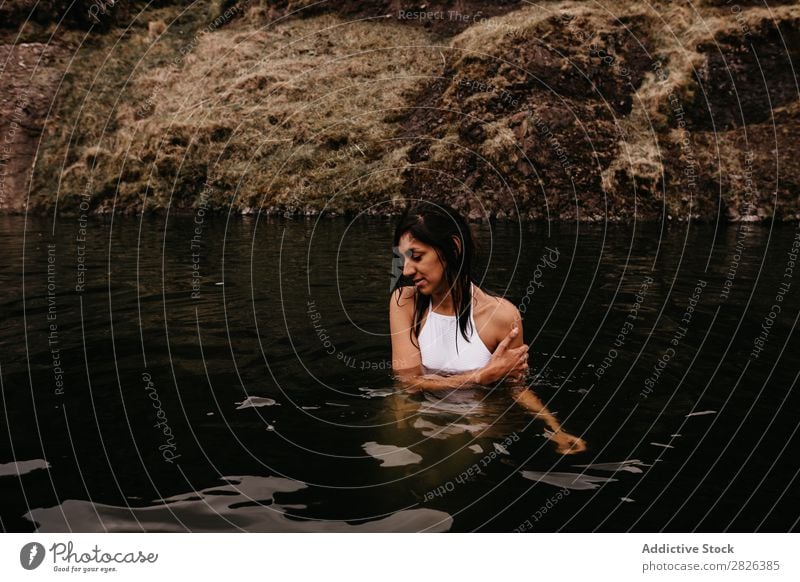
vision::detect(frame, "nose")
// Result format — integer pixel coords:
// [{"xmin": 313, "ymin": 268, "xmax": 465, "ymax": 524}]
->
[{"xmin": 402, "ymin": 256, "xmax": 415, "ymax": 278}]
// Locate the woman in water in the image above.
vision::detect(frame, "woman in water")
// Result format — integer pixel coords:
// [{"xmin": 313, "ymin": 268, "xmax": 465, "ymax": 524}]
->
[
  {"xmin": 389, "ymin": 204, "xmax": 527, "ymax": 389},
  {"xmin": 388, "ymin": 203, "xmax": 586, "ymax": 453}
]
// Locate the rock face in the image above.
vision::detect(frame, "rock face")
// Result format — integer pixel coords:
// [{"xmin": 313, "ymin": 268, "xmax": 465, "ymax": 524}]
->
[
  {"xmin": 394, "ymin": 2, "xmax": 800, "ymax": 222},
  {"xmin": 1, "ymin": 0, "xmax": 141, "ymax": 30},
  {"xmin": 0, "ymin": 42, "xmax": 67, "ymax": 212},
  {"xmin": 2, "ymin": 0, "xmax": 799, "ymax": 220},
  {"xmin": 398, "ymin": 8, "xmax": 659, "ymax": 221}
]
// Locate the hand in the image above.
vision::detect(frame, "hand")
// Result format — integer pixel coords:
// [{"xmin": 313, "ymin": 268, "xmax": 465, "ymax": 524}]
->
[
  {"xmin": 506, "ymin": 367, "xmax": 530, "ymax": 384},
  {"xmin": 546, "ymin": 429, "xmax": 587, "ymax": 455},
  {"xmin": 478, "ymin": 325, "xmax": 529, "ymax": 385}
]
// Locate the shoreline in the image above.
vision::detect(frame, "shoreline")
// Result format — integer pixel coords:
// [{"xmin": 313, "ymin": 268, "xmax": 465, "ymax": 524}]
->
[{"xmin": 5, "ymin": 207, "xmax": 797, "ymax": 224}]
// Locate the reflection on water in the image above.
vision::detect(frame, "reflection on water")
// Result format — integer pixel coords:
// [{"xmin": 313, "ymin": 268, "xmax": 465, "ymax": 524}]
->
[
  {"xmin": 362, "ymin": 442, "xmax": 422, "ymax": 467},
  {"xmin": 25, "ymin": 475, "xmax": 452, "ymax": 532},
  {"xmin": 0, "ymin": 459, "xmax": 50, "ymax": 478},
  {"xmin": 1, "ymin": 216, "xmax": 799, "ymax": 532},
  {"xmin": 520, "ymin": 471, "xmax": 619, "ymax": 491},
  {"xmin": 236, "ymin": 396, "xmax": 279, "ymax": 409},
  {"xmin": 573, "ymin": 460, "xmax": 648, "ymax": 473}
]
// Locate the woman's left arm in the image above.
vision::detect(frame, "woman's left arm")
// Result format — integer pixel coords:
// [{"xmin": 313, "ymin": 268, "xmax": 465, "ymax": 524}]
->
[{"xmin": 510, "ymin": 387, "xmax": 587, "ymax": 454}]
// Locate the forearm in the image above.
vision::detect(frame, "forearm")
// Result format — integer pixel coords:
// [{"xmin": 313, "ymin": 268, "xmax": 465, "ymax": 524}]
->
[
  {"xmin": 393, "ymin": 368, "xmax": 486, "ymax": 392},
  {"xmin": 510, "ymin": 388, "xmax": 563, "ymax": 431}
]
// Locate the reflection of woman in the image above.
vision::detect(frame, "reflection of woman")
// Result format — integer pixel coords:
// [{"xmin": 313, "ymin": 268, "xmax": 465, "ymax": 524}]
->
[{"xmin": 388, "ymin": 204, "xmax": 586, "ymax": 454}]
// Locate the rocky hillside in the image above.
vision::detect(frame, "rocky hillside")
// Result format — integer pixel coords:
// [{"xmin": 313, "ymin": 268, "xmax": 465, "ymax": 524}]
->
[{"xmin": 1, "ymin": 0, "xmax": 799, "ymax": 220}]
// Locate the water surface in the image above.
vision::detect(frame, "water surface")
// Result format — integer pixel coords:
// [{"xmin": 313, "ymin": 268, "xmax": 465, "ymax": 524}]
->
[{"xmin": 1, "ymin": 215, "xmax": 798, "ymax": 532}]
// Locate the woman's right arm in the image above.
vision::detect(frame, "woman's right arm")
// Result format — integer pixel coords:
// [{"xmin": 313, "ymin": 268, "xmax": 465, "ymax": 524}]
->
[{"xmin": 389, "ymin": 288, "xmax": 528, "ymax": 392}]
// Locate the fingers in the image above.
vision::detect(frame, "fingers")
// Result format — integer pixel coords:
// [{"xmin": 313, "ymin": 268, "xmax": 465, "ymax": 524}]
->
[
  {"xmin": 495, "ymin": 324, "xmax": 519, "ymax": 354},
  {"xmin": 507, "ymin": 355, "xmax": 530, "ymax": 383},
  {"xmin": 554, "ymin": 435, "xmax": 587, "ymax": 454},
  {"xmin": 516, "ymin": 346, "xmax": 529, "ymax": 357},
  {"xmin": 510, "ymin": 345, "xmax": 529, "ymax": 359},
  {"xmin": 505, "ymin": 345, "xmax": 529, "ymax": 375}
]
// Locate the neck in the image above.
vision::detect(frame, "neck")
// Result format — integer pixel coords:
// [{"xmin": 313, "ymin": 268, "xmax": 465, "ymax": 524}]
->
[{"xmin": 430, "ymin": 281, "xmax": 471, "ymax": 315}]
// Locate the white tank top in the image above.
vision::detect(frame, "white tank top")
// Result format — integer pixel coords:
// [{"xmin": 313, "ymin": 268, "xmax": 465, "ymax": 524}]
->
[{"xmin": 418, "ymin": 285, "xmax": 493, "ymax": 375}]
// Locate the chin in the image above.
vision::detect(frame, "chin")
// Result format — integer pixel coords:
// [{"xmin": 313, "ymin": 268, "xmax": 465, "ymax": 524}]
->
[{"xmin": 418, "ymin": 282, "xmax": 440, "ymax": 295}]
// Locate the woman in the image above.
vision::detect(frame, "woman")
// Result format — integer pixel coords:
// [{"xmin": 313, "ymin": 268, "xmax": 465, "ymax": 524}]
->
[
  {"xmin": 389, "ymin": 203, "xmax": 528, "ymax": 390},
  {"xmin": 388, "ymin": 203, "xmax": 586, "ymax": 453}
]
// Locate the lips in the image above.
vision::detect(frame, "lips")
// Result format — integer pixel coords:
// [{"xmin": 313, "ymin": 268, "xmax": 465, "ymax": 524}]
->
[{"xmin": 413, "ymin": 278, "xmax": 426, "ymax": 287}]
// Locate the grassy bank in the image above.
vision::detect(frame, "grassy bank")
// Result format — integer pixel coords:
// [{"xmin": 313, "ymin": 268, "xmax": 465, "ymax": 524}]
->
[{"xmin": 10, "ymin": 0, "xmax": 800, "ymax": 220}]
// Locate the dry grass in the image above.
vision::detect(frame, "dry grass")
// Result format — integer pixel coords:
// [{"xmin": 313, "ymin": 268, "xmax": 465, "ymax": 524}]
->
[
  {"xmin": 29, "ymin": 2, "xmax": 218, "ymax": 211},
  {"xmin": 598, "ymin": 3, "xmax": 800, "ymax": 219},
  {"xmin": 24, "ymin": 0, "xmax": 800, "ymax": 220},
  {"xmin": 447, "ymin": 0, "xmax": 799, "ymax": 219},
  {"xmin": 37, "ymin": 4, "xmax": 440, "ymax": 214}
]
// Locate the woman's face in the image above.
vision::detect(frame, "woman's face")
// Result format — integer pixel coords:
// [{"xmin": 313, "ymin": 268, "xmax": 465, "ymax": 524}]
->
[{"xmin": 397, "ymin": 233, "xmax": 447, "ymax": 295}]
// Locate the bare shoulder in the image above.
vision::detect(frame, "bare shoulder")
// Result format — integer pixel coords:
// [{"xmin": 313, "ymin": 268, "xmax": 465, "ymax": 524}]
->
[
  {"xmin": 495, "ymin": 297, "xmax": 522, "ymax": 347},
  {"xmin": 389, "ymin": 285, "xmax": 416, "ymax": 311},
  {"xmin": 474, "ymin": 290, "xmax": 521, "ymax": 345},
  {"xmin": 493, "ymin": 296, "xmax": 522, "ymax": 326},
  {"xmin": 475, "ymin": 289, "xmax": 519, "ymax": 322}
]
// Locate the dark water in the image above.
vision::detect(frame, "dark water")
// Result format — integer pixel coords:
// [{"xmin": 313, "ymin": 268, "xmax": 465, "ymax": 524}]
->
[{"xmin": 1, "ymin": 214, "xmax": 799, "ymax": 532}]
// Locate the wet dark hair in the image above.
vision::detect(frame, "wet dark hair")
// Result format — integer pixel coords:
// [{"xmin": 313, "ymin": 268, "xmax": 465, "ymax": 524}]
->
[{"xmin": 391, "ymin": 203, "xmax": 499, "ymax": 353}]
